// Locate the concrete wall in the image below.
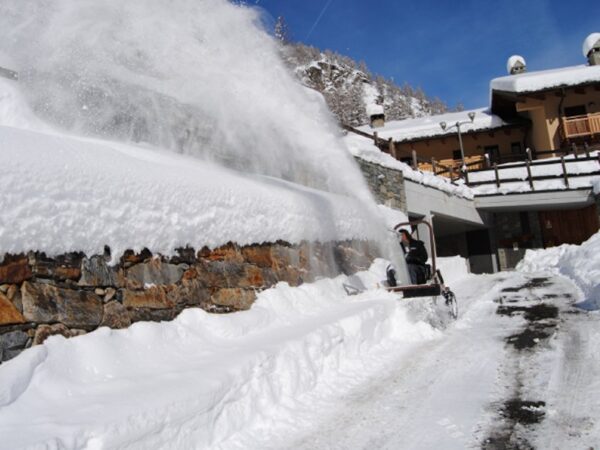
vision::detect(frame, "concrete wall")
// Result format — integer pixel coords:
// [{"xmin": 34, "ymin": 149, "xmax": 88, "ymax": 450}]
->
[{"xmin": 404, "ymin": 180, "xmax": 484, "ymax": 226}]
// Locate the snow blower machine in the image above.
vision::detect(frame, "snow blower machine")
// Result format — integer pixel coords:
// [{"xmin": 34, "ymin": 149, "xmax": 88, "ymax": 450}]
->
[{"xmin": 344, "ymin": 219, "xmax": 458, "ymax": 319}]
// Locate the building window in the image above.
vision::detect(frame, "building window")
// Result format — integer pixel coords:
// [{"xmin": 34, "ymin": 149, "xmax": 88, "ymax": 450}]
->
[
  {"xmin": 564, "ymin": 105, "xmax": 586, "ymax": 117},
  {"xmin": 452, "ymin": 149, "xmax": 462, "ymax": 160},
  {"xmin": 484, "ymin": 145, "xmax": 500, "ymax": 164},
  {"xmin": 511, "ymin": 142, "xmax": 522, "ymax": 155}
]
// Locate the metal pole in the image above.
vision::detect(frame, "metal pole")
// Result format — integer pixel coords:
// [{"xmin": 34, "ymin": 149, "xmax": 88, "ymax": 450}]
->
[
  {"xmin": 526, "ymin": 160, "xmax": 534, "ymax": 190},
  {"xmin": 456, "ymin": 122, "xmax": 469, "ymax": 184},
  {"xmin": 494, "ymin": 163, "xmax": 500, "ymax": 188},
  {"xmin": 560, "ymin": 156, "xmax": 569, "ymax": 188},
  {"xmin": 572, "ymin": 142, "xmax": 578, "ymax": 159}
]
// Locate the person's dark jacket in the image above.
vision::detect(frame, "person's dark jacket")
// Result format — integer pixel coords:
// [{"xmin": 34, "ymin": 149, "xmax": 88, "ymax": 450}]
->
[{"xmin": 402, "ymin": 238, "xmax": 428, "ymax": 266}]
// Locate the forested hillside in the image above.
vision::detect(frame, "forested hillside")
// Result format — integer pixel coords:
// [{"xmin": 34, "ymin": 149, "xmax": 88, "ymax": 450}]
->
[{"xmin": 279, "ymin": 40, "xmax": 451, "ymax": 127}]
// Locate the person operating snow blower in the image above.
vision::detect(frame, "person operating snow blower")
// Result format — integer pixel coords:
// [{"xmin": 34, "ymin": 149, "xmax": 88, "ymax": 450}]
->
[{"xmin": 399, "ymin": 229, "xmax": 428, "ymax": 285}]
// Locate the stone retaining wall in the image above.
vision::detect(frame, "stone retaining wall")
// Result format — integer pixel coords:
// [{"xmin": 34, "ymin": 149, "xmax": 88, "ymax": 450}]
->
[
  {"xmin": 355, "ymin": 157, "xmax": 407, "ymax": 212},
  {"xmin": 0, "ymin": 240, "xmax": 378, "ymax": 363}
]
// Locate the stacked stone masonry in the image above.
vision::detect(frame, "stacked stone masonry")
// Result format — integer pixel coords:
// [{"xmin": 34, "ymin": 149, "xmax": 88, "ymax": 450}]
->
[
  {"xmin": 355, "ymin": 157, "xmax": 407, "ymax": 212},
  {"xmin": 0, "ymin": 240, "xmax": 378, "ymax": 363}
]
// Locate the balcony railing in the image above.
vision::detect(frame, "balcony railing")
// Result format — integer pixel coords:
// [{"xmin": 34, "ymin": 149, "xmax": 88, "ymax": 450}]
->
[
  {"xmin": 418, "ymin": 155, "xmax": 486, "ymax": 178},
  {"xmin": 562, "ymin": 112, "xmax": 600, "ymax": 139}
]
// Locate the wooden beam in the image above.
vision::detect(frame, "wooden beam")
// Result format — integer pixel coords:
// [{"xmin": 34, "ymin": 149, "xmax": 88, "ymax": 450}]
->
[
  {"xmin": 529, "ymin": 93, "xmax": 546, "ymax": 101},
  {"xmin": 516, "ymin": 97, "xmax": 545, "ymax": 112}
]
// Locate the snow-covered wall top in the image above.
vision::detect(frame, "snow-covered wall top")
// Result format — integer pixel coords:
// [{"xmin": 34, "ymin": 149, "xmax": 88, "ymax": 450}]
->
[
  {"xmin": 344, "ymin": 133, "xmax": 474, "ymax": 200},
  {"xmin": 0, "ymin": 125, "xmax": 385, "ymax": 259},
  {"xmin": 491, "ymin": 64, "xmax": 600, "ymax": 94},
  {"xmin": 356, "ymin": 108, "xmax": 510, "ymax": 143}
]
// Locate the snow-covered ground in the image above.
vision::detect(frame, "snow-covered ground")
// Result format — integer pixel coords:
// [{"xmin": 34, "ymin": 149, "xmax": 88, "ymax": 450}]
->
[
  {"xmin": 2, "ymin": 242, "xmax": 599, "ymax": 449},
  {"xmin": 1, "ymin": 1, "xmax": 599, "ymax": 448},
  {"xmin": 0, "ymin": 258, "xmax": 464, "ymax": 449}
]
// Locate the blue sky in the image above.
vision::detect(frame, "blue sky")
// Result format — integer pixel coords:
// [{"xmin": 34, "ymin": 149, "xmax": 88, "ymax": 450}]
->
[{"xmin": 251, "ymin": 0, "xmax": 597, "ymax": 110}]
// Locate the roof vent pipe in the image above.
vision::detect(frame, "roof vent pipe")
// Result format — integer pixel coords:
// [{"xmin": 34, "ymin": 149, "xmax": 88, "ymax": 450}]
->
[
  {"xmin": 507, "ymin": 55, "xmax": 526, "ymax": 75},
  {"xmin": 583, "ymin": 33, "xmax": 600, "ymax": 66}
]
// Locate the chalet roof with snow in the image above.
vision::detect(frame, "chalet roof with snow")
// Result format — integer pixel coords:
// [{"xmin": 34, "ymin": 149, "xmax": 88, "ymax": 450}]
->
[
  {"xmin": 356, "ymin": 108, "xmax": 517, "ymax": 143},
  {"xmin": 490, "ymin": 64, "xmax": 600, "ymax": 95}
]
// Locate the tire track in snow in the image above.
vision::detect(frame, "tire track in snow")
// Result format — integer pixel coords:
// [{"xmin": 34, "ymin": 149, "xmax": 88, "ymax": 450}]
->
[{"xmin": 481, "ymin": 274, "xmax": 591, "ymax": 449}]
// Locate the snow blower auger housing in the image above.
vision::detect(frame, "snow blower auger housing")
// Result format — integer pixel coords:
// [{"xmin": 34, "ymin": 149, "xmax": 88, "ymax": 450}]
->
[{"xmin": 387, "ymin": 220, "xmax": 458, "ymax": 318}]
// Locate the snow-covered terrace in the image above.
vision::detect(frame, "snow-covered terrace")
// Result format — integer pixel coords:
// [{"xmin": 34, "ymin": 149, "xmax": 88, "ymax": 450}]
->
[
  {"xmin": 356, "ymin": 108, "xmax": 517, "ymax": 143},
  {"xmin": 490, "ymin": 64, "xmax": 600, "ymax": 94}
]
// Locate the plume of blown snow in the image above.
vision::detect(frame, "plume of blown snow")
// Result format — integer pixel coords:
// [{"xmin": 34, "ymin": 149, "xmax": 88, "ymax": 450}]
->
[{"xmin": 0, "ymin": 0, "xmax": 368, "ymax": 199}]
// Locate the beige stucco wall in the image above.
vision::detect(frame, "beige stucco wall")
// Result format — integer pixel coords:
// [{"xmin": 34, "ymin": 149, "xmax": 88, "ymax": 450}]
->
[
  {"xmin": 394, "ymin": 126, "xmax": 527, "ymax": 162},
  {"xmin": 516, "ymin": 85, "xmax": 600, "ymax": 151}
]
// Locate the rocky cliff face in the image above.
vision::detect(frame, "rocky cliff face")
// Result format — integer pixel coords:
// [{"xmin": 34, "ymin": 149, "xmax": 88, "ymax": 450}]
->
[{"xmin": 281, "ymin": 42, "xmax": 450, "ymax": 127}]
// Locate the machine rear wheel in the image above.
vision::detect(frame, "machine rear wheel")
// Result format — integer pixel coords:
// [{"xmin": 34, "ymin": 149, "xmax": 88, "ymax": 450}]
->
[{"xmin": 443, "ymin": 289, "xmax": 458, "ymax": 319}]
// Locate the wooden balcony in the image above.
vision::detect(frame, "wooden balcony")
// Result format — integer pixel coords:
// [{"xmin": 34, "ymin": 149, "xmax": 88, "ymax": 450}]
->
[
  {"xmin": 562, "ymin": 112, "xmax": 600, "ymax": 139},
  {"xmin": 418, "ymin": 155, "xmax": 486, "ymax": 178}
]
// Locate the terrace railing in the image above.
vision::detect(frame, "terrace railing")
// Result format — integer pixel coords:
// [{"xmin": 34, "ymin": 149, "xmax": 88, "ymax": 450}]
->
[
  {"xmin": 466, "ymin": 153, "xmax": 600, "ymax": 191},
  {"xmin": 562, "ymin": 112, "xmax": 600, "ymax": 139}
]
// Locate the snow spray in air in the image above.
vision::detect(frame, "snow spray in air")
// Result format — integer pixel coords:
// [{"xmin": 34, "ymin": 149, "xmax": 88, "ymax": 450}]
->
[{"xmin": 0, "ymin": 0, "xmax": 408, "ymax": 282}]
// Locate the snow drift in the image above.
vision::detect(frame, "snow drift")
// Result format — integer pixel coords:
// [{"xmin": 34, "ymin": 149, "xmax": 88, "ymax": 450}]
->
[
  {"xmin": 517, "ymin": 231, "xmax": 600, "ymax": 310},
  {"xmin": 0, "ymin": 124, "xmax": 388, "ymax": 259},
  {"xmin": 0, "ymin": 261, "xmax": 449, "ymax": 449}
]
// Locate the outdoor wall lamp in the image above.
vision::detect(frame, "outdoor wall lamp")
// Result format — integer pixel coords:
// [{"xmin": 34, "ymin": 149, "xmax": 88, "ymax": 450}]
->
[{"xmin": 438, "ymin": 112, "xmax": 477, "ymax": 182}]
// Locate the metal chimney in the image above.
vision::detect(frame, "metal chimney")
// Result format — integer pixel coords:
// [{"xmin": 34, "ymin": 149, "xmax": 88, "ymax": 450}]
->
[
  {"xmin": 583, "ymin": 33, "xmax": 600, "ymax": 66},
  {"xmin": 367, "ymin": 104, "xmax": 385, "ymax": 128},
  {"xmin": 506, "ymin": 55, "xmax": 526, "ymax": 75}
]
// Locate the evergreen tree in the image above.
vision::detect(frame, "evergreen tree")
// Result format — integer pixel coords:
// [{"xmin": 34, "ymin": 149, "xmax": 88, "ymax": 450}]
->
[
  {"xmin": 279, "ymin": 42, "xmax": 448, "ymax": 126},
  {"xmin": 274, "ymin": 16, "xmax": 290, "ymax": 44}
]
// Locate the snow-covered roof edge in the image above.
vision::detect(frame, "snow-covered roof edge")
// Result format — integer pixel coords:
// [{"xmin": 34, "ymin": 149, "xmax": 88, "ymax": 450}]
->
[
  {"xmin": 355, "ymin": 108, "xmax": 520, "ymax": 144},
  {"xmin": 490, "ymin": 64, "xmax": 600, "ymax": 95}
]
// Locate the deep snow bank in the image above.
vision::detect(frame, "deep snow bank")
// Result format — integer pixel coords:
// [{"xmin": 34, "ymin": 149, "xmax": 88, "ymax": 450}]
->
[
  {"xmin": 517, "ymin": 232, "xmax": 600, "ymax": 310},
  {"xmin": 0, "ymin": 260, "xmax": 442, "ymax": 449},
  {"xmin": 0, "ymin": 125, "xmax": 388, "ymax": 259}
]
